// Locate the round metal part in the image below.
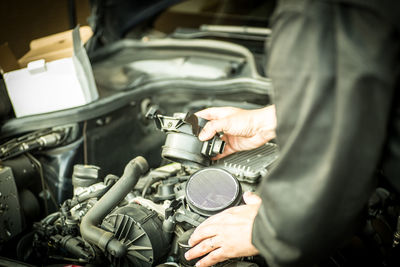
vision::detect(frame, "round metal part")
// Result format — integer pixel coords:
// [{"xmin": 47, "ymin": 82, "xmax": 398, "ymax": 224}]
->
[
  {"xmin": 162, "ymin": 132, "xmax": 209, "ymax": 166},
  {"xmin": 185, "ymin": 168, "xmax": 242, "ymax": 216}
]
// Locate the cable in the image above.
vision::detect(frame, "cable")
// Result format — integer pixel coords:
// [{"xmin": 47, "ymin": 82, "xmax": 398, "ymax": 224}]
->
[
  {"xmin": 83, "ymin": 121, "xmax": 88, "ymax": 165},
  {"xmin": 0, "ymin": 128, "xmax": 69, "ymax": 161},
  {"xmin": 142, "ymin": 177, "xmax": 160, "ymax": 198},
  {"xmin": 26, "ymin": 153, "xmax": 58, "ymax": 214}
]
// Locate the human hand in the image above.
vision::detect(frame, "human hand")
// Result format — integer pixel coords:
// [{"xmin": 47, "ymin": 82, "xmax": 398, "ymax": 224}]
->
[
  {"xmin": 196, "ymin": 106, "xmax": 276, "ymax": 159},
  {"xmin": 184, "ymin": 192, "xmax": 262, "ymax": 267}
]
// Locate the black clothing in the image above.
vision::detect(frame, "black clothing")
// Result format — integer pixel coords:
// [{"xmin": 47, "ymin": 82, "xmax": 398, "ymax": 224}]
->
[{"xmin": 252, "ymin": 0, "xmax": 400, "ymax": 266}]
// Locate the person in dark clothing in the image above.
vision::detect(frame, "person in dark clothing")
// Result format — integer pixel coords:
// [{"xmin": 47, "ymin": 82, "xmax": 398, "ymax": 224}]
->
[{"xmin": 184, "ymin": 0, "xmax": 400, "ymax": 266}]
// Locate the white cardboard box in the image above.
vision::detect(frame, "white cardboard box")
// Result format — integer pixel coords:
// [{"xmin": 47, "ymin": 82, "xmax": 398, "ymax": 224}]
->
[{"xmin": 2, "ymin": 26, "xmax": 98, "ymax": 118}]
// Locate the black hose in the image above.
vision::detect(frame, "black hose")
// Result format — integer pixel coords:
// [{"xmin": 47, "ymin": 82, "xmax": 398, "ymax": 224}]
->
[
  {"xmin": 80, "ymin": 156, "xmax": 149, "ymax": 257},
  {"xmin": 141, "ymin": 176, "xmax": 162, "ymax": 198}
]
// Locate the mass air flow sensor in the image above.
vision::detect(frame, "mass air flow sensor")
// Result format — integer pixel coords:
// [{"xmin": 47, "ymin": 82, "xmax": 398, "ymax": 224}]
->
[
  {"xmin": 185, "ymin": 167, "xmax": 242, "ymax": 216},
  {"xmin": 146, "ymin": 107, "xmax": 225, "ymax": 166}
]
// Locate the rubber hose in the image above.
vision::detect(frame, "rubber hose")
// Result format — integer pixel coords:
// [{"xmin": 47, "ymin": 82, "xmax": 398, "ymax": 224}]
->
[{"xmin": 80, "ymin": 156, "xmax": 149, "ymax": 257}]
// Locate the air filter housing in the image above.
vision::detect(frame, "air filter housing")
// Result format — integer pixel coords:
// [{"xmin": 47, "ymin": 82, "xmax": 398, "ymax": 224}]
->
[{"xmin": 185, "ymin": 168, "xmax": 242, "ymax": 216}]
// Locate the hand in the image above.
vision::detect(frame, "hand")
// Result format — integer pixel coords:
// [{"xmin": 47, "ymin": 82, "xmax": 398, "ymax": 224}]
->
[
  {"xmin": 196, "ymin": 106, "xmax": 276, "ymax": 159},
  {"xmin": 185, "ymin": 192, "xmax": 262, "ymax": 267}
]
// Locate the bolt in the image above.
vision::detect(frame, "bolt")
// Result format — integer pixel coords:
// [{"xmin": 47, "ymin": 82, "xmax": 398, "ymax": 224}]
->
[
  {"xmin": 167, "ymin": 122, "xmax": 173, "ymax": 128},
  {"xmin": 96, "ymin": 119, "xmax": 104, "ymax": 126}
]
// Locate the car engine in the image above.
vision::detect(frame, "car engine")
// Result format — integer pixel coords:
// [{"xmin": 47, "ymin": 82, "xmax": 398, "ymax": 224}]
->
[
  {"xmin": 1, "ymin": 5, "xmax": 400, "ymax": 263},
  {"xmin": 2, "ymin": 104, "xmax": 400, "ymax": 267},
  {"xmin": 0, "ymin": 109, "xmax": 278, "ymax": 267}
]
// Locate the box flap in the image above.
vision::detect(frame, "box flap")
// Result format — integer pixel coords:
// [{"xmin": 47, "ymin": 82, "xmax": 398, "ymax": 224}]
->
[
  {"xmin": 18, "ymin": 26, "xmax": 92, "ymax": 67},
  {"xmin": 72, "ymin": 26, "xmax": 99, "ymax": 103}
]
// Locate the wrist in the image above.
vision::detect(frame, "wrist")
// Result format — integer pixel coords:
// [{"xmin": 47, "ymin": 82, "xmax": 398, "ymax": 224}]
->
[{"xmin": 254, "ymin": 105, "xmax": 276, "ymax": 141}]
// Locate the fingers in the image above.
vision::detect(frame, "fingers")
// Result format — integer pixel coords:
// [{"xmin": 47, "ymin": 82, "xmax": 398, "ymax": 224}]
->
[
  {"xmin": 195, "ymin": 107, "xmax": 238, "ymax": 120},
  {"xmin": 188, "ymin": 193, "xmax": 261, "ymax": 247},
  {"xmin": 195, "ymin": 108, "xmax": 219, "ymax": 120},
  {"xmin": 188, "ymin": 224, "xmax": 218, "ymax": 247},
  {"xmin": 199, "ymin": 120, "xmax": 230, "ymax": 141},
  {"xmin": 211, "ymin": 145, "xmax": 236, "ymax": 160},
  {"xmin": 185, "ymin": 236, "xmax": 220, "ymax": 261},
  {"xmin": 194, "ymin": 248, "xmax": 228, "ymax": 267},
  {"xmin": 185, "ymin": 203, "xmax": 261, "ymax": 266},
  {"xmin": 210, "ymin": 134, "xmax": 236, "ymax": 160},
  {"xmin": 243, "ymin": 191, "xmax": 262, "ymax": 205}
]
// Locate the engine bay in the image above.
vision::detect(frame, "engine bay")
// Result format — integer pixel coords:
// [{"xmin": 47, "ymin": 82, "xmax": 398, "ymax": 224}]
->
[
  {"xmin": 0, "ymin": 106, "xmax": 278, "ymax": 266},
  {"xmin": 1, "ymin": 22, "xmax": 400, "ymax": 266},
  {"xmin": 30, "ymin": 141, "xmax": 277, "ymax": 267}
]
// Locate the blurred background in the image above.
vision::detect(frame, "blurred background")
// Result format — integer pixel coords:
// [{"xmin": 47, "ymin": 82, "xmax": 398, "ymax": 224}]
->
[{"xmin": 0, "ymin": 0, "xmax": 90, "ymax": 58}]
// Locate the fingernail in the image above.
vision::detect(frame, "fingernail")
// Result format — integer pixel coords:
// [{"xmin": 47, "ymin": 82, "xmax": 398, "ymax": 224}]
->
[
  {"xmin": 195, "ymin": 261, "xmax": 201, "ymax": 267},
  {"xmin": 184, "ymin": 252, "xmax": 189, "ymax": 259}
]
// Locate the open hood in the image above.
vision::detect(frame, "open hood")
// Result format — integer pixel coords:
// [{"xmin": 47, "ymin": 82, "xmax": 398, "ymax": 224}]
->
[{"xmin": 86, "ymin": 0, "xmax": 276, "ymax": 54}]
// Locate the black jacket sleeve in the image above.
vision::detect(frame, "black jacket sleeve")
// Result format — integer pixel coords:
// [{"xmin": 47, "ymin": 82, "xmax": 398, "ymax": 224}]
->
[{"xmin": 252, "ymin": 0, "xmax": 400, "ymax": 266}]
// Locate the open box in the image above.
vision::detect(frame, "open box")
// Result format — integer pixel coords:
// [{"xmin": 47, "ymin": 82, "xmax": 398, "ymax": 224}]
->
[{"xmin": 0, "ymin": 26, "xmax": 99, "ymax": 118}]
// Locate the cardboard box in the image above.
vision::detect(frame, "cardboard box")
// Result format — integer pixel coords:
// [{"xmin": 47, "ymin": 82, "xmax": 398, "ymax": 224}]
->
[
  {"xmin": 18, "ymin": 26, "xmax": 92, "ymax": 67},
  {"xmin": 0, "ymin": 26, "xmax": 99, "ymax": 118}
]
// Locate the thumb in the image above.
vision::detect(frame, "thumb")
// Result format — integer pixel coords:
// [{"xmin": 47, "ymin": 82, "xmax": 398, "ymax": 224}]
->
[
  {"xmin": 198, "ymin": 120, "xmax": 229, "ymax": 141},
  {"xmin": 243, "ymin": 191, "xmax": 262, "ymax": 205}
]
